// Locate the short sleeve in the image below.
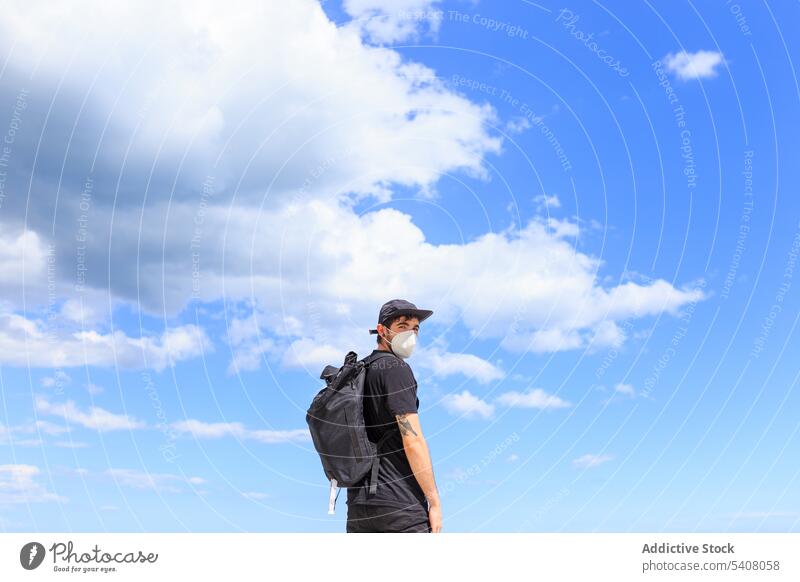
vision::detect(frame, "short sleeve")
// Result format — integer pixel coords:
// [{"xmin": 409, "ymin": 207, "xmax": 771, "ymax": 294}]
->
[{"xmin": 382, "ymin": 359, "xmax": 419, "ymax": 416}]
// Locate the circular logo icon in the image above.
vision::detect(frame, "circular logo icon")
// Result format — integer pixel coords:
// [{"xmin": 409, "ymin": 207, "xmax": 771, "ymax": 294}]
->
[{"xmin": 20, "ymin": 542, "xmax": 46, "ymax": 570}]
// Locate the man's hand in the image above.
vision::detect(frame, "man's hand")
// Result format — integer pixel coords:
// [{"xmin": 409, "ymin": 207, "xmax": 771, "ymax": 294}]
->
[{"xmin": 428, "ymin": 501, "xmax": 442, "ymax": 533}]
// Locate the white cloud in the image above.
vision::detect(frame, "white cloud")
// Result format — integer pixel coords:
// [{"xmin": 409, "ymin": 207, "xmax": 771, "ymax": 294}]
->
[
  {"xmin": 35, "ymin": 396, "xmax": 147, "ymax": 432},
  {"xmin": 546, "ymin": 217, "xmax": 580, "ymax": 239},
  {"xmin": 0, "ymin": 0, "xmax": 511, "ymax": 388},
  {"xmin": 501, "ymin": 327, "xmax": 585, "ymax": 353},
  {"xmin": 533, "ymin": 194, "xmax": 561, "ymax": 209},
  {"xmin": 53, "ymin": 441, "xmax": 89, "ymax": 448},
  {"xmin": 663, "ymin": 50, "xmax": 724, "ymax": 80},
  {"xmin": 0, "ymin": 419, "xmax": 74, "ymax": 447},
  {"xmin": 279, "ymin": 338, "xmax": 348, "ymax": 371},
  {"xmin": 586, "ymin": 320, "xmax": 626, "ymax": 351},
  {"xmin": 0, "ymin": 436, "xmax": 43, "ymax": 447},
  {"xmin": 505, "ymin": 116, "xmax": 532, "ymax": 134},
  {"xmin": 599, "ymin": 382, "xmax": 639, "ymax": 404},
  {"xmin": 105, "ymin": 468, "xmax": 204, "ymax": 493},
  {"xmin": 0, "ymin": 230, "xmax": 50, "ymax": 307},
  {"xmin": 0, "ymin": 0, "xmax": 501, "ymax": 309},
  {"xmin": 416, "ymin": 346, "xmax": 504, "ymax": 384},
  {"xmin": 20, "ymin": 439, "xmax": 45, "ymax": 446},
  {"xmin": 41, "ymin": 370, "xmax": 71, "ymax": 389},
  {"xmin": 0, "ymin": 0, "xmax": 707, "ymax": 381},
  {"xmin": 225, "ymin": 313, "xmax": 277, "ymax": 373},
  {"xmin": 170, "ymin": 419, "xmax": 310, "ymax": 444},
  {"xmin": 343, "ymin": 0, "xmax": 443, "ymax": 44},
  {"xmin": 0, "ymin": 229, "xmax": 113, "ymax": 327},
  {"xmin": 34, "ymin": 420, "xmax": 71, "ymax": 435},
  {"xmin": 443, "ymin": 386, "xmax": 573, "ymax": 420},
  {"xmin": 220, "ymin": 200, "xmax": 707, "ymax": 373},
  {"xmin": 496, "ymin": 388, "xmax": 571, "ymax": 410},
  {"xmin": 0, "ymin": 464, "xmax": 67, "ymax": 503},
  {"xmin": 614, "ymin": 383, "xmax": 636, "ymax": 397},
  {"xmin": 59, "ymin": 294, "xmax": 110, "ymax": 327},
  {"xmin": 242, "ymin": 491, "xmax": 270, "ymax": 500},
  {"xmin": 441, "ymin": 390, "xmax": 496, "ymax": 419},
  {"xmin": 0, "ymin": 312, "xmax": 212, "ymax": 371},
  {"xmin": 14, "ymin": 396, "xmax": 310, "ymax": 449},
  {"xmin": 572, "ymin": 453, "xmax": 614, "ymax": 468}
]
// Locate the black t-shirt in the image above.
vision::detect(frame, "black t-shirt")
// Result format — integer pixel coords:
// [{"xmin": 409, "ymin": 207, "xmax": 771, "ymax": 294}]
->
[{"xmin": 346, "ymin": 349, "xmax": 427, "ymax": 510}]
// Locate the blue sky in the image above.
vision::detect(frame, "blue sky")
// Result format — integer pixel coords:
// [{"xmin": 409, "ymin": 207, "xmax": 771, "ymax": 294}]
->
[{"xmin": 0, "ymin": 0, "xmax": 798, "ymax": 532}]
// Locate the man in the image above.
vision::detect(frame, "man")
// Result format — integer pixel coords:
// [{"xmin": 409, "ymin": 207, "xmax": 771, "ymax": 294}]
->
[{"xmin": 346, "ymin": 299, "xmax": 442, "ymax": 533}]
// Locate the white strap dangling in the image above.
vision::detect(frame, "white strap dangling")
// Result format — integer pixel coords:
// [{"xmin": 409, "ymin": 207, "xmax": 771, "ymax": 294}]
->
[{"xmin": 327, "ymin": 478, "xmax": 338, "ymax": 514}]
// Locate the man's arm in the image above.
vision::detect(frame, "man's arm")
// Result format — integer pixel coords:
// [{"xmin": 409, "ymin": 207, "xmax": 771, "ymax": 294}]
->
[{"xmin": 396, "ymin": 412, "xmax": 442, "ymax": 532}]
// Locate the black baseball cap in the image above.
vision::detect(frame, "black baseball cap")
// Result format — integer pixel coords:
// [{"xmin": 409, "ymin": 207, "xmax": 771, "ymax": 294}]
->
[{"xmin": 368, "ymin": 299, "xmax": 433, "ymax": 334}]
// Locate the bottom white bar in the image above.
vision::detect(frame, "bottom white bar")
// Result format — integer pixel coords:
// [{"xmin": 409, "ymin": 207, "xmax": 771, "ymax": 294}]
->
[{"xmin": 2, "ymin": 533, "xmax": 798, "ymax": 581}]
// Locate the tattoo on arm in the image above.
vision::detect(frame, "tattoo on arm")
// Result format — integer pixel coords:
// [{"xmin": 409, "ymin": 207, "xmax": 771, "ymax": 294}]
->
[{"xmin": 397, "ymin": 414, "xmax": 418, "ymax": 437}]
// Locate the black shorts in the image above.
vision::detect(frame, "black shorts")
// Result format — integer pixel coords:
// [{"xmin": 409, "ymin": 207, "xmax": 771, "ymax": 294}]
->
[{"xmin": 346, "ymin": 503, "xmax": 431, "ymax": 533}]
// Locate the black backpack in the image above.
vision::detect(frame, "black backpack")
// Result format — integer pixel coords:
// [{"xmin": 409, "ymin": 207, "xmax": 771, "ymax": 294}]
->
[{"xmin": 306, "ymin": 349, "xmax": 399, "ymax": 514}]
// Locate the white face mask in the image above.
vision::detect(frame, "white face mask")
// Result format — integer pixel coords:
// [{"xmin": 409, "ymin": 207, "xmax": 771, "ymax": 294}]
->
[{"xmin": 382, "ymin": 328, "xmax": 417, "ymax": 359}]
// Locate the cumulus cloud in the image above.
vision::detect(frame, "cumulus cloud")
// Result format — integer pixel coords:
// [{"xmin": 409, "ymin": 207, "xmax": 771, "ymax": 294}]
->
[
  {"xmin": 663, "ymin": 50, "xmax": 724, "ymax": 80},
  {"xmin": 533, "ymin": 194, "xmax": 561, "ymax": 210},
  {"xmin": 416, "ymin": 346, "xmax": 504, "ymax": 384},
  {"xmin": 0, "ymin": 312, "xmax": 212, "ymax": 371},
  {"xmin": 614, "ymin": 382, "xmax": 636, "ymax": 397},
  {"xmin": 0, "ymin": 464, "xmax": 67, "ymax": 503},
  {"xmin": 0, "ymin": 418, "xmax": 76, "ymax": 448},
  {"xmin": 19, "ymin": 396, "xmax": 311, "ymax": 446},
  {"xmin": 34, "ymin": 420, "xmax": 72, "ymax": 435},
  {"xmin": 441, "ymin": 386, "xmax": 572, "ymax": 419},
  {"xmin": 441, "ymin": 390, "xmax": 496, "ymax": 419},
  {"xmin": 0, "ymin": 0, "xmax": 499, "ymax": 317},
  {"xmin": 41, "ymin": 370, "xmax": 71, "ymax": 389},
  {"xmin": 220, "ymin": 199, "xmax": 706, "ymax": 373},
  {"xmin": 572, "ymin": 453, "xmax": 614, "ymax": 468},
  {"xmin": 504, "ymin": 116, "xmax": 532, "ymax": 135},
  {"xmin": 170, "ymin": 419, "xmax": 310, "ymax": 444},
  {"xmin": 242, "ymin": 491, "xmax": 270, "ymax": 500},
  {"xmin": 0, "ymin": 431, "xmax": 43, "ymax": 447},
  {"xmin": 496, "ymin": 388, "xmax": 571, "ymax": 410},
  {"xmin": 0, "ymin": 0, "xmax": 707, "ymax": 381},
  {"xmin": 343, "ymin": 0, "xmax": 443, "ymax": 44},
  {"xmin": 0, "ymin": 229, "xmax": 50, "ymax": 308},
  {"xmin": 35, "ymin": 396, "xmax": 147, "ymax": 432},
  {"xmin": 599, "ymin": 381, "xmax": 640, "ymax": 404},
  {"xmin": 52, "ymin": 440, "xmax": 89, "ymax": 448},
  {"xmin": 105, "ymin": 468, "xmax": 204, "ymax": 493}
]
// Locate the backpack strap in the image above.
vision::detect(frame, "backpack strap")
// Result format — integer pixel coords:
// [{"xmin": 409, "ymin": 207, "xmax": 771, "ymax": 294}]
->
[
  {"xmin": 359, "ymin": 350, "xmax": 396, "ymax": 367},
  {"xmin": 360, "ymin": 350, "xmax": 402, "ymax": 495},
  {"xmin": 368, "ymin": 425, "xmax": 400, "ymax": 494},
  {"xmin": 327, "ymin": 478, "xmax": 339, "ymax": 514}
]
